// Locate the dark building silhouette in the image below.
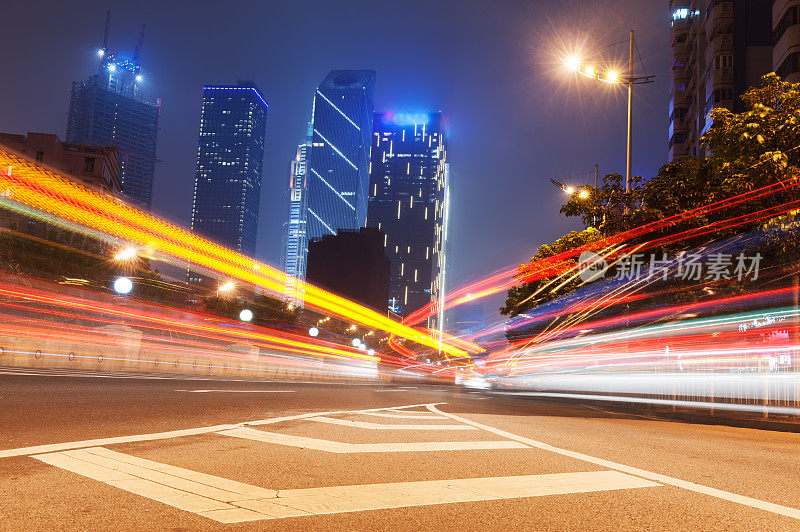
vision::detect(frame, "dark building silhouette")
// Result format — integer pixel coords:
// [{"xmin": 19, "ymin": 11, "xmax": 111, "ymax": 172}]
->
[{"xmin": 305, "ymin": 227, "xmax": 390, "ymax": 312}]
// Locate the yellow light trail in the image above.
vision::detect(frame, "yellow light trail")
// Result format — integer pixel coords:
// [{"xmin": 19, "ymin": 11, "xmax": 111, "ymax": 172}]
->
[{"xmin": 0, "ymin": 149, "xmax": 467, "ymax": 357}]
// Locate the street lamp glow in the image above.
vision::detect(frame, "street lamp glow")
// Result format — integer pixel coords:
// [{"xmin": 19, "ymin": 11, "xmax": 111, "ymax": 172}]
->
[
  {"xmin": 97, "ymin": 49, "xmax": 105, "ymax": 57},
  {"xmin": 565, "ymin": 55, "xmax": 581, "ymax": 71},
  {"xmin": 107, "ymin": 64, "xmax": 116, "ymax": 72},
  {"xmin": 583, "ymin": 65, "xmax": 595, "ymax": 77},
  {"xmin": 239, "ymin": 309, "xmax": 253, "ymax": 322},
  {"xmin": 113, "ymin": 276, "xmax": 133, "ymax": 295},
  {"xmin": 218, "ymin": 281, "xmax": 235, "ymax": 293},
  {"xmin": 606, "ymin": 70, "xmax": 619, "ymax": 83},
  {"xmin": 135, "ymin": 75, "xmax": 143, "ymax": 83},
  {"xmin": 351, "ymin": 338, "xmax": 362, "ymax": 347},
  {"xmin": 114, "ymin": 247, "xmax": 137, "ymax": 261},
  {"xmin": 578, "ymin": 189, "xmax": 590, "ymax": 199},
  {"xmin": 564, "ymin": 186, "xmax": 576, "ymax": 195},
  {"xmin": 308, "ymin": 327, "xmax": 319, "ymax": 337}
]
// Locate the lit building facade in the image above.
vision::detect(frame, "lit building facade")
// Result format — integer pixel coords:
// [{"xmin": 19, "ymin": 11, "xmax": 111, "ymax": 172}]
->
[
  {"xmin": 189, "ymin": 82, "xmax": 268, "ymax": 265},
  {"xmin": 305, "ymin": 70, "xmax": 376, "ymax": 240},
  {"xmin": 366, "ymin": 112, "xmax": 449, "ymax": 323},
  {"xmin": 281, "ymin": 131, "xmax": 311, "ymax": 304},
  {"xmin": 668, "ymin": 1, "xmax": 773, "ymax": 160},
  {"xmin": 66, "ymin": 45, "xmax": 160, "ymax": 209}
]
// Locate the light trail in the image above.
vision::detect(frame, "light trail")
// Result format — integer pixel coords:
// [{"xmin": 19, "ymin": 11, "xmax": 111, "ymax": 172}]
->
[{"xmin": 0, "ymin": 148, "xmax": 467, "ymax": 357}]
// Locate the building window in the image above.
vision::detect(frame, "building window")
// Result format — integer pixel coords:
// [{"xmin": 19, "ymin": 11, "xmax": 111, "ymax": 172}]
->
[
  {"xmin": 83, "ymin": 157, "xmax": 96, "ymax": 173},
  {"xmin": 777, "ymin": 51, "xmax": 800, "ymax": 80},
  {"xmin": 774, "ymin": 5, "xmax": 800, "ymax": 44}
]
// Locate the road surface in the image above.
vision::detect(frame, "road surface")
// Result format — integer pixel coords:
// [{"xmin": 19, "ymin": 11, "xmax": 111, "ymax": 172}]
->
[{"xmin": 1, "ymin": 368, "xmax": 799, "ymax": 530}]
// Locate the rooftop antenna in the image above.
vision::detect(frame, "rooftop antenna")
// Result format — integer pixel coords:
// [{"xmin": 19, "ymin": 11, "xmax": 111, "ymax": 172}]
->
[
  {"xmin": 101, "ymin": 10, "xmax": 110, "ymax": 52},
  {"xmin": 133, "ymin": 24, "xmax": 145, "ymax": 65}
]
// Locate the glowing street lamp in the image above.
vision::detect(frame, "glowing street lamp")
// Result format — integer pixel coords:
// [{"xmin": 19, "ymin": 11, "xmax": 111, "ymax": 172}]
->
[
  {"xmin": 565, "ymin": 55, "xmax": 580, "ymax": 71},
  {"xmin": 113, "ymin": 276, "xmax": 133, "ymax": 295},
  {"xmin": 308, "ymin": 327, "xmax": 319, "ymax": 337},
  {"xmin": 562, "ymin": 31, "xmax": 654, "ymax": 194},
  {"xmin": 578, "ymin": 189, "xmax": 590, "ymax": 199},
  {"xmin": 114, "ymin": 247, "xmax": 137, "ymax": 261},
  {"xmin": 218, "ymin": 281, "xmax": 235, "ymax": 293},
  {"xmin": 239, "ymin": 309, "xmax": 254, "ymax": 322}
]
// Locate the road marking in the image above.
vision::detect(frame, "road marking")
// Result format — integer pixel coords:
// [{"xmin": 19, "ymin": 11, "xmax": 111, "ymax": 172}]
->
[
  {"xmin": 218, "ymin": 427, "xmax": 527, "ymax": 453},
  {"xmin": 428, "ymin": 405, "xmax": 800, "ymax": 520},
  {"xmin": 33, "ymin": 446, "xmax": 659, "ymax": 523},
  {"xmin": 174, "ymin": 389, "xmax": 296, "ymax": 393},
  {"xmin": 362, "ymin": 411, "xmax": 446, "ymax": 420},
  {"xmin": 306, "ymin": 416, "xmax": 477, "ymax": 430},
  {"xmin": 0, "ymin": 424, "xmax": 240, "ymax": 459},
  {"xmin": 0, "ymin": 403, "xmax": 446, "ymax": 459}
]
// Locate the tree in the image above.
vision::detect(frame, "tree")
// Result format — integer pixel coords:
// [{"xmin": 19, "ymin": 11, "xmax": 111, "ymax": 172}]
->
[
  {"xmin": 504, "ymin": 73, "xmax": 800, "ymax": 317},
  {"xmin": 500, "ymin": 228, "xmax": 602, "ymax": 316}
]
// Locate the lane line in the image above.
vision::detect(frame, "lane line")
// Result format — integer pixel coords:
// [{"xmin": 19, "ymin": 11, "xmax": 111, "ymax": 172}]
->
[
  {"xmin": 427, "ymin": 405, "xmax": 800, "ymax": 520},
  {"xmin": 33, "ymin": 447, "xmax": 659, "ymax": 523},
  {"xmin": 174, "ymin": 390, "xmax": 296, "ymax": 393},
  {"xmin": 218, "ymin": 427, "xmax": 527, "ymax": 453},
  {"xmin": 0, "ymin": 424, "xmax": 239, "ymax": 459},
  {"xmin": 306, "ymin": 416, "xmax": 477, "ymax": 430},
  {"xmin": 0, "ymin": 403, "xmax": 446, "ymax": 459}
]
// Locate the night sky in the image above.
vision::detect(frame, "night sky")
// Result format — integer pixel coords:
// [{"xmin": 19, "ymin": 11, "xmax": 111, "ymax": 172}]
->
[{"xmin": 1, "ymin": 0, "xmax": 670, "ymax": 318}]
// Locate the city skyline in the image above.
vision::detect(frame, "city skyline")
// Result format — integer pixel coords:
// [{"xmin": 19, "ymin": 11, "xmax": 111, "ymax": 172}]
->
[{"xmin": 0, "ymin": 0, "xmax": 671, "ymax": 320}]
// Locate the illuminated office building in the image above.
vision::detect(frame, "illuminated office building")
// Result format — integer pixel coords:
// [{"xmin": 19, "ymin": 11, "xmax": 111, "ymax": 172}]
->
[
  {"xmin": 66, "ymin": 24, "xmax": 160, "ymax": 209},
  {"xmin": 366, "ymin": 111, "xmax": 449, "ymax": 324},
  {"xmin": 305, "ymin": 70, "xmax": 376, "ymax": 240},
  {"xmin": 189, "ymin": 82, "xmax": 268, "ymax": 268},
  {"xmin": 281, "ymin": 131, "xmax": 311, "ymax": 304}
]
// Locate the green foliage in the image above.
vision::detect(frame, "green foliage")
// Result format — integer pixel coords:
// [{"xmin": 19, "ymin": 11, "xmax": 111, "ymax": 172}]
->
[{"xmin": 500, "ymin": 228, "xmax": 602, "ymax": 316}]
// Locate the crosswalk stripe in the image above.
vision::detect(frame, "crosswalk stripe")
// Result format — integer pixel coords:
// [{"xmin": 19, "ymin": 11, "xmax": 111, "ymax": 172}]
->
[
  {"xmin": 32, "ymin": 446, "xmax": 660, "ymax": 523},
  {"xmin": 217, "ymin": 427, "xmax": 527, "ymax": 453},
  {"xmin": 306, "ymin": 416, "xmax": 477, "ymax": 430}
]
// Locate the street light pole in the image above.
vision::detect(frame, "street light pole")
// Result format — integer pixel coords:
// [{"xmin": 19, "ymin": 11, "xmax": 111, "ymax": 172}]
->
[
  {"xmin": 563, "ymin": 31, "xmax": 653, "ymax": 196},
  {"xmin": 626, "ymin": 30, "xmax": 633, "ymax": 194}
]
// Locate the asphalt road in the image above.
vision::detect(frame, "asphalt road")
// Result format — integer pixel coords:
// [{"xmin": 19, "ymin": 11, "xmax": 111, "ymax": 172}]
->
[{"xmin": 1, "ymin": 368, "xmax": 800, "ymax": 531}]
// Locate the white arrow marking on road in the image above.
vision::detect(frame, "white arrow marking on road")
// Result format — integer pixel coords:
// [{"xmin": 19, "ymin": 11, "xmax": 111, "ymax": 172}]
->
[{"xmin": 32, "ymin": 447, "xmax": 660, "ymax": 523}]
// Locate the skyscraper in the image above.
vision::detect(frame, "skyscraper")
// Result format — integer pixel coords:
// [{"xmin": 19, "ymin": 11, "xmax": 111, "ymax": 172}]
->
[
  {"xmin": 305, "ymin": 70, "xmax": 376, "ymax": 240},
  {"xmin": 667, "ymin": 1, "xmax": 772, "ymax": 160},
  {"xmin": 189, "ymin": 82, "xmax": 268, "ymax": 265},
  {"xmin": 366, "ymin": 111, "xmax": 450, "ymax": 323},
  {"xmin": 66, "ymin": 17, "xmax": 160, "ymax": 209},
  {"xmin": 281, "ymin": 130, "xmax": 311, "ymax": 304}
]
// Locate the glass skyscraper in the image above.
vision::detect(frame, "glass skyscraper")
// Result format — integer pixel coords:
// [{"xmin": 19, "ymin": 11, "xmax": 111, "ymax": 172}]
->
[
  {"xmin": 305, "ymin": 70, "xmax": 376, "ymax": 240},
  {"xmin": 66, "ymin": 47, "xmax": 160, "ymax": 210},
  {"xmin": 280, "ymin": 129, "xmax": 311, "ymax": 304},
  {"xmin": 366, "ymin": 112, "xmax": 449, "ymax": 323},
  {"xmin": 189, "ymin": 82, "xmax": 268, "ymax": 262}
]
